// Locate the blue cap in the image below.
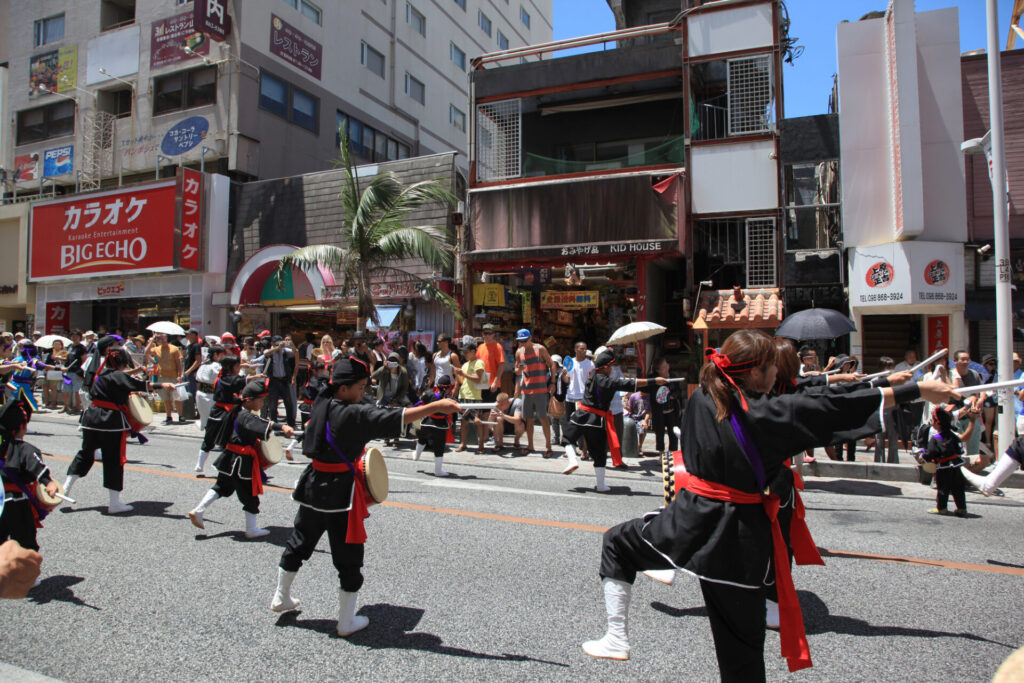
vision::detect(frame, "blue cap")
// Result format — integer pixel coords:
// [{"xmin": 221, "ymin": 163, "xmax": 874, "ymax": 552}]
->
[{"xmin": 516, "ymin": 328, "xmax": 531, "ymax": 341}]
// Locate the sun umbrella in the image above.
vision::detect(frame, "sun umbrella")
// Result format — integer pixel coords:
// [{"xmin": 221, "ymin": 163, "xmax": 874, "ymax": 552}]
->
[
  {"xmin": 606, "ymin": 321, "xmax": 667, "ymax": 346},
  {"xmin": 146, "ymin": 321, "xmax": 186, "ymax": 336},
  {"xmin": 774, "ymin": 308, "xmax": 856, "ymax": 341},
  {"xmin": 35, "ymin": 334, "xmax": 72, "ymax": 349},
  {"xmin": 204, "ymin": 335, "xmax": 220, "ymax": 345}
]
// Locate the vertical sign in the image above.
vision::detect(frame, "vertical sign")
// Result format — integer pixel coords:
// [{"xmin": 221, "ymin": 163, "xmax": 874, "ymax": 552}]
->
[
  {"xmin": 926, "ymin": 315, "xmax": 948, "ymax": 357},
  {"xmin": 46, "ymin": 302, "xmax": 70, "ymax": 334},
  {"xmin": 180, "ymin": 168, "xmax": 202, "ymax": 270},
  {"xmin": 194, "ymin": 0, "xmax": 231, "ymax": 41}
]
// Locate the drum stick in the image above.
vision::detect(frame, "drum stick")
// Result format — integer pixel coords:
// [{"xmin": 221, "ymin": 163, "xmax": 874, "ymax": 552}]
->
[
  {"xmin": 954, "ymin": 377, "xmax": 1024, "ymax": 397},
  {"xmin": 860, "ymin": 369, "xmax": 889, "ymax": 381},
  {"xmin": 908, "ymin": 348, "xmax": 948, "ymax": 376},
  {"xmin": 55, "ymin": 492, "xmax": 76, "ymax": 504},
  {"xmin": 459, "ymin": 402, "xmax": 498, "ymax": 411},
  {"xmin": 663, "ymin": 378, "xmax": 688, "ymax": 383}
]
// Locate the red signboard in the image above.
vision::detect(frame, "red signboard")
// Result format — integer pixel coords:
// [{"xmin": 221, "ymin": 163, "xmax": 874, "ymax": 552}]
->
[
  {"xmin": 151, "ymin": 11, "xmax": 210, "ymax": 70},
  {"xmin": 30, "ymin": 181, "xmax": 178, "ymax": 281},
  {"xmin": 194, "ymin": 0, "xmax": 231, "ymax": 41},
  {"xmin": 180, "ymin": 168, "xmax": 202, "ymax": 270},
  {"xmin": 926, "ymin": 315, "xmax": 949, "ymax": 356},
  {"xmin": 45, "ymin": 302, "xmax": 69, "ymax": 334},
  {"xmin": 13, "ymin": 154, "xmax": 40, "ymax": 182},
  {"xmin": 270, "ymin": 14, "xmax": 322, "ymax": 79}
]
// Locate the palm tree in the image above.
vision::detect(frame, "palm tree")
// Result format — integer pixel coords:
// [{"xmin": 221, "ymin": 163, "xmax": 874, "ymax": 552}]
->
[{"xmin": 274, "ymin": 131, "xmax": 458, "ymax": 327}]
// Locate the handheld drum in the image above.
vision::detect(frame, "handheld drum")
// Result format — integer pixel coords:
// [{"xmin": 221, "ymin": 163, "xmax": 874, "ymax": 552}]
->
[
  {"xmin": 36, "ymin": 480, "xmax": 66, "ymax": 510},
  {"xmin": 359, "ymin": 446, "xmax": 389, "ymax": 505},
  {"xmin": 257, "ymin": 437, "xmax": 284, "ymax": 469},
  {"xmin": 660, "ymin": 450, "xmax": 686, "ymax": 506},
  {"xmin": 127, "ymin": 393, "xmax": 154, "ymax": 428}
]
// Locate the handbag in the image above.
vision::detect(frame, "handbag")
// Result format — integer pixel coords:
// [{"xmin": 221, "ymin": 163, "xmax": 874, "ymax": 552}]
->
[{"xmin": 547, "ymin": 395, "xmax": 565, "ymax": 419}]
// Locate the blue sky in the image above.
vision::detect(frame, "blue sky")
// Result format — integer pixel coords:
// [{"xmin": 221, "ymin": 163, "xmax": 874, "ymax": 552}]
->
[{"xmin": 553, "ymin": 0, "xmax": 1015, "ymax": 117}]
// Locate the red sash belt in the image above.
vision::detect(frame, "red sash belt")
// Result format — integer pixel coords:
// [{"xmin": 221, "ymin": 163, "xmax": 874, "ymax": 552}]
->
[
  {"xmin": 215, "ymin": 402, "xmax": 236, "ymax": 411},
  {"xmin": 3, "ymin": 481, "xmax": 42, "ymax": 528},
  {"xmin": 679, "ymin": 469, "xmax": 813, "ymax": 672},
  {"xmin": 786, "ymin": 459, "xmax": 824, "ymax": 567},
  {"xmin": 936, "ymin": 454, "xmax": 961, "ymax": 465},
  {"xmin": 90, "ymin": 399, "xmax": 133, "ymax": 466},
  {"xmin": 580, "ymin": 404, "xmax": 622, "ymax": 466},
  {"xmin": 311, "ymin": 454, "xmax": 369, "ymax": 544},
  {"xmin": 225, "ymin": 443, "xmax": 263, "ymax": 497}
]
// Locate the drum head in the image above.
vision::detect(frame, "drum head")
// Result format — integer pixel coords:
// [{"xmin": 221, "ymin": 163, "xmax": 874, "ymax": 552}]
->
[
  {"xmin": 128, "ymin": 393, "xmax": 154, "ymax": 427},
  {"xmin": 362, "ymin": 447, "xmax": 389, "ymax": 504},
  {"xmin": 922, "ymin": 461, "xmax": 937, "ymax": 474},
  {"xmin": 36, "ymin": 479, "xmax": 64, "ymax": 509},
  {"xmin": 259, "ymin": 438, "xmax": 283, "ymax": 468}
]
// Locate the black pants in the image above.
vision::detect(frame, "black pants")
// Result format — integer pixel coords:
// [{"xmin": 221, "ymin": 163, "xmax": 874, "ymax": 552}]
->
[
  {"xmin": 280, "ymin": 505, "xmax": 365, "ymax": 591},
  {"xmin": 874, "ymin": 407, "xmax": 902, "ymax": 464},
  {"xmin": 0, "ymin": 500, "xmax": 39, "ymax": 551},
  {"xmin": 418, "ymin": 428, "xmax": 446, "ymax": 459},
  {"xmin": 599, "ymin": 517, "xmax": 766, "ymax": 683},
  {"xmin": 212, "ymin": 469, "xmax": 260, "ymax": 514},
  {"xmin": 267, "ymin": 377, "xmax": 296, "ymax": 427},
  {"xmin": 564, "ymin": 422, "xmax": 609, "ymax": 468},
  {"xmin": 69, "ymin": 429, "xmax": 126, "ymax": 491},
  {"xmin": 935, "ymin": 466, "xmax": 966, "ymax": 512},
  {"xmin": 651, "ymin": 409, "xmax": 680, "ymax": 453},
  {"xmin": 201, "ymin": 417, "xmax": 223, "ymax": 452},
  {"xmin": 841, "ymin": 440, "xmax": 857, "ymax": 461}
]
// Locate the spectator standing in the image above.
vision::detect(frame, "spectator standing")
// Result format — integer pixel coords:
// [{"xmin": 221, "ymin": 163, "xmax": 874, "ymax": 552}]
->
[
  {"xmin": 150, "ymin": 333, "xmax": 187, "ymax": 424},
  {"xmin": 625, "ymin": 389, "xmax": 650, "ymax": 454},
  {"xmin": 477, "ymin": 324, "xmax": 505, "ymax": 402},
  {"xmin": 565, "ymin": 342, "xmax": 593, "ymax": 454},
  {"xmin": 42, "ymin": 339, "xmax": 67, "ymax": 410},
  {"xmin": 514, "ymin": 329, "xmax": 556, "ymax": 458},
  {"xmin": 549, "ymin": 354, "xmax": 569, "ymax": 446},
  {"xmin": 454, "ymin": 342, "xmax": 486, "ymax": 453},
  {"xmin": 182, "ymin": 329, "xmax": 203, "ymax": 420},
  {"xmin": 430, "ymin": 334, "xmax": 460, "ymax": 394},
  {"xmin": 647, "ymin": 356, "xmax": 683, "ymax": 457},
  {"xmin": 952, "ymin": 350, "xmax": 986, "ymax": 467},
  {"xmin": 263, "ymin": 335, "xmax": 297, "ymax": 428}
]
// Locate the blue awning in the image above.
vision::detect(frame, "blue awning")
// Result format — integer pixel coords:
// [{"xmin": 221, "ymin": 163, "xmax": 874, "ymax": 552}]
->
[{"xmin": 366, "ymin": 305, "xmax": 403, "ymax": 330}]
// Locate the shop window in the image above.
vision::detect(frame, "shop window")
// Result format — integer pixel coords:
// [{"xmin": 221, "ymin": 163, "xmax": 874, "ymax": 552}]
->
[
  {"xmin": 261, "ymin": 71, "xmax": 318, "ymax": 132},
  {"xmin": 361, "ymin": 42, "xmax": 385, "ymax": 78},
  {"xmin": 98, "ymin": 88, "xmax": 133, "ymax": 119},
  {"xmin": 34, "ymin": 13, "xmax": 65, "ymax": 47},
  {"xmin": 405, "ymin": 73, "xmax": 425, "ymax": 105},
  {"xmin": 100, "ymin": 0, "xmax": 135, "ymax": 31},
  {"xmin": 690, "ymin": 55, "xmax": 773, "ymax": 141},
  {"xmin": 16, "ymin": 101, "xmax": 75, "ymax": 145},
  {"xmin": 153, "ymin": 66, "xmax": 217, "ymax": 115},
  {"xmin": 450, "ymin": 43, "xmax": 466, "ymax": 71},
  {"xmin": 407, "ymin": 3, "xmax": 426, "ymax": 35}
]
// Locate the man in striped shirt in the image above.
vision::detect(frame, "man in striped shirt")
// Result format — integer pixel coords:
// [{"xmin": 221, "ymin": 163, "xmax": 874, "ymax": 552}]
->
[{"xmin": 514, "ymin": 329, "xmax": 557, "ymax": 457}]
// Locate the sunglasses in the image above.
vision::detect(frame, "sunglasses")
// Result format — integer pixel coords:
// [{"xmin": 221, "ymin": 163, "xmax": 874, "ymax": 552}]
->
[{"xmin": 483, "ymin": 330, "xmax": 494, "ymax": 335}]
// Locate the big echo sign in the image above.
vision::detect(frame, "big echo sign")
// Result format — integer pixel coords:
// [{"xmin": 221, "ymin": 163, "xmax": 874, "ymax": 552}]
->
[{"xmin": 29, "ymin": 176, "xmax": 203, "ymax": 281}]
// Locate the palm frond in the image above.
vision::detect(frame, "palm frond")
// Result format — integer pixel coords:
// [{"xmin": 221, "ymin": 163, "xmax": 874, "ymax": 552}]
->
[
  {"xmin": 274, "ymin": 245, "xmax": 348, "ymax": 289},
  {"xmin": 375, "ymin": 227, "xmax": 454, "ymax": 270}
]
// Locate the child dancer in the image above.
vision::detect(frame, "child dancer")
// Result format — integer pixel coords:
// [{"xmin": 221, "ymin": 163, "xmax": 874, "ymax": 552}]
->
[
  {"xmin": 413, "ymin": 375, "xmax": 456, "ymax": 477},
  {"xmin": 0, "ymin": 399, "xmax": 57, "ymax": 559},
  {"xmin": 283, "ymin": 359, "xmax": 329, "ymax": 460},
  {"xmin": 188, "ymin": 379, "xmax": 293, "ymax": 537},
  {"xmin": 271, "ymin": 358, "xmax": 460, "ymax": 637},
  {"xmin": 194, "ymin": 355, "xmax": 249, "ymax": 476},
  {"xmin": 918, "ymin": 406, "xmax": 969, "ymax": 517}
]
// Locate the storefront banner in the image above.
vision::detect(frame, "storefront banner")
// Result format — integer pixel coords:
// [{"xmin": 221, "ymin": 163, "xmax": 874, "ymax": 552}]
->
[
  {"xmin": 472, "ymin": 284, "xmax": 505, "ymax": 307},
  {"xmin": 540, "ymin": 290, "xmax": 600, "ymax": 310},
  {"xmin": 30, "ymin": 181, "xmax": 178, "ymax": 281},
  {"xmin": 57, "ymin": 46, "xmax": 77, "ymax": 92},
  {"xmin": 849, "ymin": 242, "xmax": 963, "ymax": 308},
  {"xmin": 96, "ymin": 282, "xmax": 126, "ymax": 297},
  {"xmin": 43, "ymin": 145, "xmax": 73, "ymax": 177},
  {"xmin": 336, "ymin": 309, "xmax": 357, "ymax": 326},
  {"xmin": 926, "ymin": 315, "xmax": 948, "ymax": 356},
  {"xmin": 522, "ymin": 293, "xmax": 533, "ymax": 324},
  {"xmin": 180, "ymin": 168, "xmax": 202, "ymax": 270},
  {"xmin": 151, "ymin": 12, "xmax": 209, "ymax": 70},
  {"xmin": 407, "ymin": 331, "xmax": 434, "ymax": 354},
  {"xmin": 45, "ymin": 302, "xmax": 70, "ymax": 334},
  {"xmin": 270, "ymin": 14, "xmax": 322, "ymax": 79},
  {"xmin": 323, "ymin": 282, "xmax": 420, "ymax": 301}
]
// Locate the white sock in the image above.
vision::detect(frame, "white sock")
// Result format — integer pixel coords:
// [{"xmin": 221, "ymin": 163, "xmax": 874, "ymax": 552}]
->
[
  {"xmin": 63, "ymin": 474, "xmax": 80, "ymax": 495},
  {"xmin": 562, "ymin": 444, "xmax": 580, "ymax": 474},
  {"xmin": 984, "ymin": 453, "xmax": 1020, "ymax": 493},
  {"xmin": 194, "ymin": 489, "xmax": 219, "ymax": 514},
  {"xmin": 582, "ymin": 578, "xmax": 631, "ymax": 660},
  {"xmin": 595, "ymin": 467, "xmax": 610, "ymax": 492},
  {"xmin": 195, "ymin": 450, "xmax": 209, "ymax": 471},
  {"xmin": 434, "ymin": 455, "xmax": 448, "ymax": 477},
  {"xmin": 95, "ymin": 448, "xmax": 103, "ymax": 462},
  {"xmin": 413, "ymin": 443, "xmax": 425, "ymax": 461}
]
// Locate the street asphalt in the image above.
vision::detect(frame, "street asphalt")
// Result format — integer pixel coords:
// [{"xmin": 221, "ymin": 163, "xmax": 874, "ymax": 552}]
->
[{"xmin": 1, "ymin": 411, "xmax": 1022, "ymax": 682}]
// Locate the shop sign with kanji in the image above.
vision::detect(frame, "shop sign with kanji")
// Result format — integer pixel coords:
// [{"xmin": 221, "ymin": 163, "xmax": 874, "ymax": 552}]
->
[
  {"xmin": 270, "ymin": 14, "xmax": 322, "ymax": 79},
  {"xmin": 179, "ymin": 168, "xmax": 203, "ymax": 270},
  {"xmin": 540, "ymin": 290, "xmax": 600, "ymax": 310}
]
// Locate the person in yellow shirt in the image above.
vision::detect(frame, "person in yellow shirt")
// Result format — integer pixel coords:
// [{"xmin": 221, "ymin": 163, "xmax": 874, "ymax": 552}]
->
[{"xmin": 454, "ymin": 342, "xmax": 486, "ymax": 454}]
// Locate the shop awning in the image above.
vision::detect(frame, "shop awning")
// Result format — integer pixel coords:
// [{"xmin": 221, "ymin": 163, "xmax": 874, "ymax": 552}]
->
[
  {"xmin": 366, "ymin": 305, "xmax": 403, "ymax": 330},
  {"xmin": 228, "ymin": 245, "xmax": 336, "ymax": 306},
  {"xmin": 695, "ymin": 287, "xmax": 783, "ymax": 329}
]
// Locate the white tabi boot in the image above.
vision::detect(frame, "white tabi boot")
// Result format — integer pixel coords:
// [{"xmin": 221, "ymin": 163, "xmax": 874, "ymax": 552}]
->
[
  {"xmin": 106, "ymin": 488, "xmax": 133, "ymax": 514},
  {"xmin": 244, "ymin": 511, "xmax": 270, "ymax": 538},
  {"xmin": 962, "ymin": 454, "xmax": 1017, "ymax": 496},
  {"xmin": 188, "ymin": 490, "xmax": 220, "ymax": 529},
  {"xmin": 434, "ymin": 455, "xmax": 449, "ymax": 477},
  {"xmin": 94, "ymin": 448, "xmax": 102, "ymax": 462},
  {"xmin": 582, "ymin": 578, "xmax": 631, "ymax": 660},
  {"xmin": 765, "ymin": 599, "xmax": 780, "ymax": 630},
  {"xmin": 270, "ymin": 567, "xmax": 301, "ymax": 612},
  {"xmin": 195, "ymin": 450, "xmax": 210, "ymax": 475},
  {"xmin": 641, "ymin": 569, "xmax": 677, "ymax": 586},
  {"xmin": 283, "ymin": 439, "xmax": 297, "ymax": 461},
  {"xmin": 594, "ymin": 466, "xmax": 611, "ymax": 492},
  {"xmin": 63, "ymin": 474, "xmax": 80, "ymax": 497},
  {"xmin": 336, "ymin": 589, "xmax": 369, "ymax": 637},
  {"xmin": 562, "ymin": 444, "xmax": 580, "ymax": 474},
  {"xmin": 413, "ymin": 442, "xmax": 425, "ymax": 461}
]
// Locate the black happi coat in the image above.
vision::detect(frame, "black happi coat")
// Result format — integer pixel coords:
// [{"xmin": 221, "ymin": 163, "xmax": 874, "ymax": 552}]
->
[
  {"xmin": 209, "ymin": 374, "xmax": 246, "ymax": 423},
  {"xmin": 81, "ymin": 369, "xmax": 148, "ymax": 431},
  {"xmin": 418, "ymin": 390, "xmax": 452, "ymax": 432},
  {"xmin": 924, "ymin": 429, "xmax": 964, "ymax": 469},
  {"xmin": 643, "ymin": 385, "xmax": 885, "ymax": 588},
  {"xmin": 293, "ymin": 400, "xmax": 403, "ymax": 512},
  {"xmin": 214, "ymin": 409, "xmax": 272, "ymax": 480},
  {"xmin": 1, "ymin": 440, "xmax": 52, "ymax": 492},
  {"xmin": 568, "ymin": 372, "xmax": 637, "ymax": 429}
]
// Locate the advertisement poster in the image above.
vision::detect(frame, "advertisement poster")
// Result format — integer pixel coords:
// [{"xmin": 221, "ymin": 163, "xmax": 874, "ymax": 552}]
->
[
  {"xmin": 29, "ymin": 51, "xmax": 59, "ymax": 97},
  {"xmin": 57, "ymin": 46, "xmax": 77, "ymax": 91},
  {"xmin": 151, "ymin": 11, "xmax": 209, "ymax": 69},
  {"xmin": 45, "ymin": 302, "xmax": 70, "ymax": 334},
  {"xmin": 161, "ymin": 116, "xmax": 209, "ymax": 156},
  {"xmin": 539, "ymin": 290, "xmax": 600, "ymax": 310},
  {"xmin": 43, "ymin": 145, "xmax": 73, "ymax": 177},
  {"xmin": 13, "ymin": 154, "xmax": 40, "ymax": 182},
  {"xmin": 269, "ymin": 14, "xmax": 322, "ymax": 79}
]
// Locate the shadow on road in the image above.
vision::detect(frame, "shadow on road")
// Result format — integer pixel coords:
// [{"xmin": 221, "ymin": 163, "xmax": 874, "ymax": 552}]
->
[
  {"xmin": 987, "ymin": 559, "xmax": 1024, "ymax": 569},
  {"xmin": 804, "ymin": 480, "xmax": 905, "ymax": 497},
  {"xmin": 58, "ymin": 500, "xmax": 185, "ymax": 520},
  {"xmin": 28, "ymin": 575, "xmax": 100, "ymax": 610},
  {"xmin": 275, "ymin": 604, "xmax": 569, "ymax": 667},
  {"xmin": 192, "ymin": 525, "xmax": 327, "ymax": 553},
  {"xmin": 569, "ymin": 486, "xmax": 659, "ymax": 497}
]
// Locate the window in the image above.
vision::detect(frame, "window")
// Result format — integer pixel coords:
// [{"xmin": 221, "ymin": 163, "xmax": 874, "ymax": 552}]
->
[
  {"xmin": 34, "ymin": 14, "xmax": 65, "ymax": 47},
  {"xmin": 454, "ymin": 0, "xmax": 466, "ymax": 10},
  {"xmin": 16, "ymin": 101, "xmax": 75, "ymax": 145},
  {"xmin": 153, "ymin": 66, "xmax": 217, "ymax": 115},
  {"xmin": 478, "ymin": 11, "xmax": 492, "ymax": 37},
  {"xmin": 691, "ymin": 56, "xmax": 774, "ymax": 141},
  {"xmin": 361, "ymin": 42, "xmax": 385, "ymax": 78},
  {"xmin": 261, "ymin": 71, "xmax": 318, "ymax": 132},
  {"xmin": 450, "ymin": 105, "xmax": 466, "ymax": 132},
  {"xmin": 336, "ymin": 111, "xmax": 348, "ymax": 149},
  {"xmin": 99, "ymin": 88, "xmax": 133, "ymax": 119},
  {"xmin": 497, "ymin": 31, "xmax": 509, "ymax": 50},
  {"xmin": 405, "ymin": 73, "xmax": 425, "ymax": 105},
  {"xmin": 176, "ymin": 0, "xmax": 191, "ymax": 5},
  {"xmin": 338, "ymin": 110, "xmax": 412, "ymax": 161},
  {"xmin": 450, "ymin": 43, "xmax": 466, "ymax": 71},
  {"xmin": 520, "ymin": 7, "xmax": 531, "ymax": 28},
  {"xmin": 299, "ymin": 0, "xmax": 322, "ymax": 24},
  {"xmin": 407, "ymin": 3, "xmax": 425, "ymax": 35},
  {"xmin": 100, "ymin": 0, "xmax": 136, "ymax": 31},
  {"xmin": 694, "ymin": 217, "xmax": 776, "ymax": 287}
]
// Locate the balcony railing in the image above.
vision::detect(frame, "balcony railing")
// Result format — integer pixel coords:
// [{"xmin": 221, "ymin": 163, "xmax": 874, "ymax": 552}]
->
[{"xmin": 521, "ymin": 136, "xmax": 685, "ymax": 178}]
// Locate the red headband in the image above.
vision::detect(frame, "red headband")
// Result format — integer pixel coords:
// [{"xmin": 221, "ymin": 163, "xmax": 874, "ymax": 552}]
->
[{"xmin": 706, "ymin": 348, "xmax": 759, "ymax": 411}]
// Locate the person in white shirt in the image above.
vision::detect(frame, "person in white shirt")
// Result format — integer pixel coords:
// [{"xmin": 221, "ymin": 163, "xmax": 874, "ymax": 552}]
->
[{"xmin": 565, "ymin": 342, "xmax": 594, "ymax": 455}]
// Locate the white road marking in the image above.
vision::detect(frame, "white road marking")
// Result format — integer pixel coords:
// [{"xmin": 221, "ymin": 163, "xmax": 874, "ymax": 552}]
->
[{"xmin": 421, "ymin": 479, "xmax": 586, "ymax": 499}]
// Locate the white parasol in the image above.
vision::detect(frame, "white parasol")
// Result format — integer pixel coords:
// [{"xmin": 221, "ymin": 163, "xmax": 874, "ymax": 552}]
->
[
  {"xmin": 147, "ymin": 321, "xmax": 186, "ymax": 336},
  {"xmin": 204, "ymin": 335, "xmax": 220, "ymax": 345},
  {"xmin": 606, "ymin": 321, "xmax": 667, "ymax": 346},
  {"xmin": 35, "ymin": 334, "xmax": 72, "ymax": 349}
]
